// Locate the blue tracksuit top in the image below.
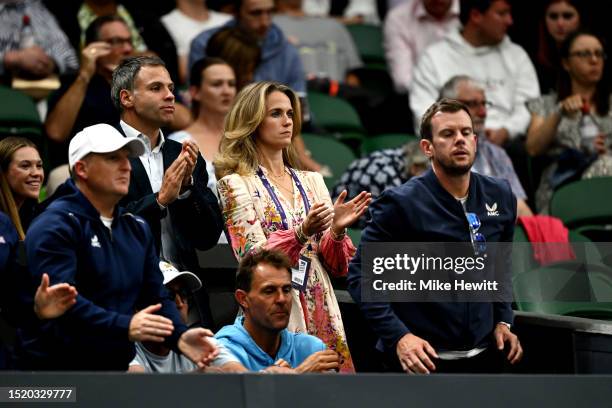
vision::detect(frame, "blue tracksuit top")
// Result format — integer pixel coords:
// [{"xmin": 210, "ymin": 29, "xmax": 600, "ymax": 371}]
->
[
  {"xmin": 347, "ymin": 168, "xmax": 516, "ymax": 352},
  {"xmin": 18, "ymin": 180, "xmax": 187, "ymax": 370}
]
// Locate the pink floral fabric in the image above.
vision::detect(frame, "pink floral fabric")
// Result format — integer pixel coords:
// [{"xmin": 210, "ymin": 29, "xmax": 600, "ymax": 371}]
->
[{"xmin": 217, "ymin": 167, "xmax": 355, "ymax": 372}]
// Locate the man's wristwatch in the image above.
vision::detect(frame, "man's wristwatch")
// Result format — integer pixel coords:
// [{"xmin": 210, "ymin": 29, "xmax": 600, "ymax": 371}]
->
[{"xmin": 497, "ymin": 321, "xmax": 511, "ymax": 330}]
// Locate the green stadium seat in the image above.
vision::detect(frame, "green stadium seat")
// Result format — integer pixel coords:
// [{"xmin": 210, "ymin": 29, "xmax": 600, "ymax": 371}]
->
[
  {"xmin": 361, "ymin": 134, "xmax": 417, "ymax": 155},
  {"xmin": 346, "ymin": 24, "xmax": 386, "ymax": 70},
  {"xmin": 0, "ymin": 85, "xmax": 41, "ymax": 137},
  {"xmin": 513, "ymin": 262, "xmax": 612, "ymax": 320},
  {"xmin": 307, "ymin": 92, "xmax": 366, "ymax": 146},
  {"xmin": 301, "ymin": 133, "xmax": 357, "ymax": 190},
  {"xmin": 550, "ymin": 177, "xmax": 612, "ymax": 241}
]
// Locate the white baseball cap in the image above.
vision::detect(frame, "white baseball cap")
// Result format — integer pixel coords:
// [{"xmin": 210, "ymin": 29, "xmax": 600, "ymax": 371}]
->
[
  {"xmin": 159, "ymin": 261, "xmax": 202, "ymax": 293},
  {"xmin": 68, "ymin": 124, "xmax": 145, "ymax": 169}
]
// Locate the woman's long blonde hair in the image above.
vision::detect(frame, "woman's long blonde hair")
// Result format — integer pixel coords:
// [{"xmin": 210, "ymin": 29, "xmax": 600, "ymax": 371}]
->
[
  {"xmin": 214, "ymin": 81, "xmax": 302, "ymax": 179},
  {"xmin": 0, "ymin": 137, "xmax": 38, "ymax": 240}
]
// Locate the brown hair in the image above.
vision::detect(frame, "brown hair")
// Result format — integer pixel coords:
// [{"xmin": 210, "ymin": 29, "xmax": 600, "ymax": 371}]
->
[
  {"xmin": 419, "ymin": 98, "xmax": 473, "ymax": 141},
  {"xmin": 236, "ymin": 249, "xmax": 292, "ymax": 292},
  {"xmin": 0, "ymin": 137, "xmax": 39, "ymax": 240}
]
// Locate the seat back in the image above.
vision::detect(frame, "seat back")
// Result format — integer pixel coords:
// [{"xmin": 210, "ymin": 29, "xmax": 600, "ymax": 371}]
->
[{"xmin": 301, "ymin": 133, "xmax": 357, "ymax": 189}]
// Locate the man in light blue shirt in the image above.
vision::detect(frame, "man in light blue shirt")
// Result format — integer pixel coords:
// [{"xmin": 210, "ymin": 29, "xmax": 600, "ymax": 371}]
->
[{"xmin": 215, "ymin": 250, "xmax": 339, "ymax": 373}]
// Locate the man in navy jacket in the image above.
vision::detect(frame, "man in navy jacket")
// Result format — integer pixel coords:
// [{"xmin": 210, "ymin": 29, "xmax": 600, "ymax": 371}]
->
[
  {"xmin": 347, "ymin": 98, "xmax": 522, "ymax": 373},
  {"xmin": 19, "ymin": 124, "xmax": 218, "ymax": 370}
]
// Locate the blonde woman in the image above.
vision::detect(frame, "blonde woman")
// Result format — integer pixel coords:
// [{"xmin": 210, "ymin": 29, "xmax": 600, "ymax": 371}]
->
[{"xmin": 215, "ymin": 81, "xmax": 371, "ymax": 373}]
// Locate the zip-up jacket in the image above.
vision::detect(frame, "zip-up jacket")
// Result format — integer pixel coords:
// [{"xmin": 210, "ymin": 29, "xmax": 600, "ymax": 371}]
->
[
  {"xmin": 347, "ymin": 168, "xmax": 516, "ymax": 352},
  {"xmin": 18, "ymin": 180, "xmax": 186, "ymax": 370}
]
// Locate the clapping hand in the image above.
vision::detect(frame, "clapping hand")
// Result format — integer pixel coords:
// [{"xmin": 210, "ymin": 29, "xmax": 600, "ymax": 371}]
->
[
  {"xmin": 331, "ymin": 190, "xmax": 371, "ymax": 235},
  {"xmin": 34, "ymin": 273, "xmax": 78, "ymax": 319}
]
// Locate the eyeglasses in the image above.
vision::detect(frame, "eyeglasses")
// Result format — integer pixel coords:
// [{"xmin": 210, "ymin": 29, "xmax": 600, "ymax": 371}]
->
[
  {"xmin": 466, "ymin": 212, "xmax": 486, "ymax": 255},
  {"xmin": 459, "ymin": 100, "xmax": 492, "ymax": 109},
  {"xmin": 546, "ymin": 12, "xmax": 577, "ymax": 21},
  {"xmin": 104, "ymin": 36, "xmax": 133, "ymax": 48},
  {"xmin": 569, "ymin": 49, "xmax": 607, "ymax": 61}
]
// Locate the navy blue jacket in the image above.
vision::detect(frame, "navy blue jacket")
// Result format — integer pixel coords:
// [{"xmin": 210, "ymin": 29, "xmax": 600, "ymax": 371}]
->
[
  {"xmin": 18, "ymin": 180, "xmax": 187, "ymax": 370},
  {"xmin": 347, "ymin": 168, "xmax": 516, "ymax": 352},
  {"xmin": 0, "ymin": 212, "xmax": 19, "ymax": 321}
]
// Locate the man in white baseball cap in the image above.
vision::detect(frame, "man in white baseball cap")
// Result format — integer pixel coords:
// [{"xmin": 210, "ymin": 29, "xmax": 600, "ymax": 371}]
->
[
  {"xmin": 128, "ymin": 261, "xmax": 239, "ymax": 373},
  {"xmin": 18, "ymin": 123, "xmax": 220, "ymax": 370}
]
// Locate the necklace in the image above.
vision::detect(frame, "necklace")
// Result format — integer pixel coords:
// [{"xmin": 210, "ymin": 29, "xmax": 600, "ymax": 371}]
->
[{"xmin": 267, "ymin": 167, "xmax": 288, "ymax": 178}]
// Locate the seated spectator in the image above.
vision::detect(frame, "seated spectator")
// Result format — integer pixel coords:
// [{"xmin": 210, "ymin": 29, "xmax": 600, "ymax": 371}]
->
[
  {"xmin": 44, "ymin": 0, "xmax": 180, "ymax": 82},
  {"xmin": 215, "ymin": 249, "xmax": 340, "ymax": 373},
  {"xmin": 526, "ymin": 30, "xmax": 611, "ymax": 213},
  {"xmin": 44, "ymin": 15, "xmax": 191, "ymax": 179},
  {"xmin": 129, "ymin": 261, "xmax": 239, "ymax": 373},
  {"xmin": 0, "ymin": 0, "xmax": 78, "ymax": 82},
  {"xmin": 188, "ymin": 0, "xmax": 306, "ymax": 94},
  {"xmin": 205, "ymin": 27, "xmax": 261, "ymax": 90},
  {"xmin": 332, "ymin": 141, "xmax": 429, "ymax": 229},
  {"xmin": 410, "ymin": 0, "xmax": 540, "ymax": 146},
  {"xmin": 534, "ymin": 0, "xmax": 582, "ymax": 94},
  {"xmin": 161, "ymin": 0, "xmax": 232, "ymax": 85},
  {"xmin": 384, "ymin": 0, "xmax": 459, "ymax": 93},
  {"xmin": 302, "ymin": 0, "xmax": 379, "ymax": 25},
  {"xmin": 0, "ymin": 137, "xmax": 44, "ymax": 238},
  {"xmin": 274, "ymin": 0, "xmax": 363, "ymax": 83},
  {"xmin": 17, "ymin": 123, "xmax": 219, "ymax": 370},
  {"xmin": 215, "ymin": 81, "xmax": 371, "ymax": 372}
]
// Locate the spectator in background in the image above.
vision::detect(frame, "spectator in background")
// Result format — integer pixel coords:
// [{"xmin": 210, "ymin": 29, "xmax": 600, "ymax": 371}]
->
[
  {"xmin": 383, "ymin": 0, "xmax": 460, "ymax": 93},
  {"xmin": 161, "ymin": 0, "xmax": 232, "ymax": 85},
  {"xmin": 18, "ymin": 124, "xmax": 219, "ymax": 370},
  {"xmin": 410, "ymin": 0, "xmax": 540, "ymax": 146},
  {"xmin": 206, "ymin": 26, "xmax": 262, "ymax": 90},
  {"xmin": 214, "ymin": 249, "xmax": 340, "ymax": 373},
  {"xmin": 534, "ymin": 0, "xmax": 582, "ymax": 94},
  {"xmin": 44, "ymin": 16, "xmax": 192, "ymax": 189},
  {"xmin": 332, "ymin": 141, "xmax": 429, "ymax": 229},
  {"xmin": 0, "ymin": 0, "xmax": 78, "ymax": 81},
  {"xmin": 215, "ymin": 81, "xmax": 371, "ymax": 372},
  {"xmin": 526, "ymin": 30, "xmax": 611, "ymax": 213},
  {"xmin": 274, "ymin": 0, "xmax": 363, "ymax": 84},
  {"xmin": 0, "ymin": 137, "xmax": 44, "ymax": 239},
  {"xmin": 169, "ymin": 57, "xmax": 237, "ymax": 244},
  {"xmin": 188, "ymin": 0, "xmax": 306, "ymax": 94},
  {"xmin": 302, "ymin": 0, "xmax": 380, "ymax": 25},
  {"xmin": 129, "ymin": 261, "xmax": 239, "ymax": 373},
  {"xmin": 114, "ymin": 56, "xmax": 224, "ymax": 327},
  {"xmin": 44, "ymin": 0, "xmax": 180, "ymax": 83}
]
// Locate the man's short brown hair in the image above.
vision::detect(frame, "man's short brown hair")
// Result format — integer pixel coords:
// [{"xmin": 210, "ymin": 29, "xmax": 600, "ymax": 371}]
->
[
  {"xmin": 419, "ymin": 98, "xmax": 473, "ymax": 141},
  {"xmin": 236, "ymin": 249, "xmax": 292, "ymax": 292}
]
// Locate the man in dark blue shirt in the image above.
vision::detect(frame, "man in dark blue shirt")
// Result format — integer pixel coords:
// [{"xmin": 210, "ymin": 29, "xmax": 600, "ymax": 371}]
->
[{"xmin": 347, "ymin": 98, "xmax": 522, "ymax": 373}]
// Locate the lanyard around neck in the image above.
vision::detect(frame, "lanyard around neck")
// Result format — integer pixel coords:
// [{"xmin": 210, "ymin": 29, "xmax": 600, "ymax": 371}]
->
[{"xmin": 256, "ymin": 167, "xmax": 311, "ymax": 230}]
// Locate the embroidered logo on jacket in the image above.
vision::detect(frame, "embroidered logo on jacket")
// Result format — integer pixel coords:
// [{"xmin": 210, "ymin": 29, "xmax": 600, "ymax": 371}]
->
[
  {"xmin": 486, "ymin": 202, "xmax": 499, "ymax": 217},
  {"xmin": 0, "ymin": 236, "xmax": 5, "ymax": 244},
  {"xmin": 91, "ymin": 235, "xmax": 101, "ymax": 248}
]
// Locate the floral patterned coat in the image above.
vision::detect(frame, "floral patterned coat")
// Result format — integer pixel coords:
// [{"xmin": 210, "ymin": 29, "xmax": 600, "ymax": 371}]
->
[{"xmin": 217, "ymin": 166, "xmax": 355, "ymax": 372}]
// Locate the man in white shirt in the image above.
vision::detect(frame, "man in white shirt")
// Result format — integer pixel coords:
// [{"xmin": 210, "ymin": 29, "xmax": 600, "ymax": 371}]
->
[
  {"xmin": 112, "ymin": 55, "xmax": 224, "ymax": 327},
  {"xmin": 383, "ymin": 0, "xmax": 460, "ymax": 93},
  {"xmin": 409, "ymin": 0, "xmax": 540, "ymax": 146},
  {"xmin": 161, "ymin": 0, "xmax": 231, "ymax": 84}
]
